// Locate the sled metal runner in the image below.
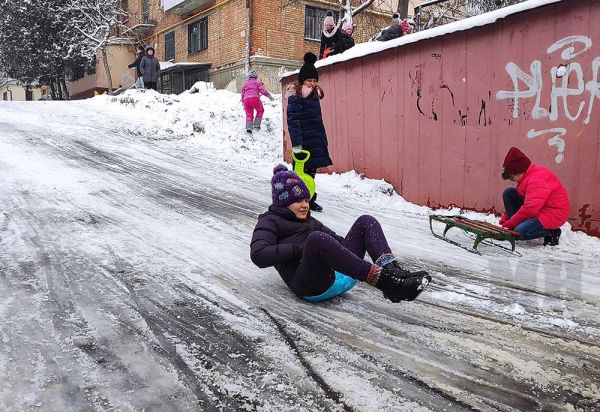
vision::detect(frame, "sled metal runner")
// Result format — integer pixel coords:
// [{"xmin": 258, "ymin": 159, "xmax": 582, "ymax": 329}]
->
[{"xmin": 429, "ymin": 215, "xmax": 520, "ymax": 256}]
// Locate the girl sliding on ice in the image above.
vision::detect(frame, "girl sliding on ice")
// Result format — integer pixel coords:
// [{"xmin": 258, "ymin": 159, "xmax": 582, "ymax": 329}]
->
[{"xmin": 250, "ymin": 165, "xmax": 431, "ymax": 302}]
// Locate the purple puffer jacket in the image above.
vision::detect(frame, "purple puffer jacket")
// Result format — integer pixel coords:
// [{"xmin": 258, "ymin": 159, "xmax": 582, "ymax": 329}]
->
[
  {"xmin": 242, "ymin": 78, "xmax": 271, "ymax": 101},
  {"xmin": 250, "ymin": 206, "xmax": 343, "ymax": 293}
]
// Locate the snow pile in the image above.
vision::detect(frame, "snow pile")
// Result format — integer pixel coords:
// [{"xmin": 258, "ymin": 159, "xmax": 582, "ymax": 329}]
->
[
  {"xmin": 89, "ymin": 83, "xmax": 283, "ymax": 168},
  {"xmin": 503, "ymin": 303, "xmax": 526, "ymax": 315}
]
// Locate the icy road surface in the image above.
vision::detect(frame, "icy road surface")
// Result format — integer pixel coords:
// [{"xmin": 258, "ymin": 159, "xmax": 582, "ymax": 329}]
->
[{"xmin": 1, "ymin": 94, "xmax": 599, "ymax": 411}]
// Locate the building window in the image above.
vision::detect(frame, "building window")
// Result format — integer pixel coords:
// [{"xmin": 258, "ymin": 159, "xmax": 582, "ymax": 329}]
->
[
  {"xmin": 305, "ymin": 6, "xmax": 339, "ymax": 41},
  {"xmin": 143, "ymin": 0, "xmax": 150, "ymax": 24},
  {"xmin": 2, "ymin": 91, "xmax": 8, "ymax": 101},
  {"xmin": 188, "ymin": 18, "xmax": 208, "ymax": 54},
  {"xmin": 165, "ymin": 31, "xmax": 175, "ymax": 61}
]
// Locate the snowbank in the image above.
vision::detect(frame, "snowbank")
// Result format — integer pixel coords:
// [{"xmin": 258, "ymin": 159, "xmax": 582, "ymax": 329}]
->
[{"xmin": 89, "ymin": 83, "xmax": 283, "ymax": 169}]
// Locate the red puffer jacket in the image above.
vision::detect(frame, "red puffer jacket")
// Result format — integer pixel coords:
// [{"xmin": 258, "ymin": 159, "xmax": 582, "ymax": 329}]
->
[{"xmin": 504, "ymin": 164, "xmax": 570, "ymax": 230}]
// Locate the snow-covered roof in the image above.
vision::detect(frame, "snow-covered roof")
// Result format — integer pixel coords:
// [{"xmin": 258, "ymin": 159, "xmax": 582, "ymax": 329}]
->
[
  {"xmin": 0, "ymin": 78, "xmax": 41, "ymax": 88},
  {"xmin": 160, "ymin": 61, "xmax": 211, "ymax": 71},
  {"xmin": 282, "ymin": 0, "xmax": 563, "ymax": 79}
]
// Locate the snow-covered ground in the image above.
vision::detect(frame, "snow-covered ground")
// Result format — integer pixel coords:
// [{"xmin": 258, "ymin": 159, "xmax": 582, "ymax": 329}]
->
[{"xmin": 1, "ymin": 85, "xmax": 599, "ymax": 411}]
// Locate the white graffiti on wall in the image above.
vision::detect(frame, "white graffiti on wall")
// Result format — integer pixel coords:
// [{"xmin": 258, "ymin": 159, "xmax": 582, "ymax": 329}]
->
[
  {"xmin": 496, "ymin": 35, "xmax": 600, "ymax": 163},
  {"xmin": 526, "ymin": 128, "xmax": 567, "ymax": 163}
]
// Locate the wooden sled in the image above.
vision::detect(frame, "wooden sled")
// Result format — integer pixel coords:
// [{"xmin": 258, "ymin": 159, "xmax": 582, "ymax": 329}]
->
[{"xmin": 429, "ymin": 215, "xmax": 521, "ymax": 256}]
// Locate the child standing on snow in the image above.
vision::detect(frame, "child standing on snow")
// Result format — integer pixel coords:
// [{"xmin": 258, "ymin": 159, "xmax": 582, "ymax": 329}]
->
[
  {"xmin": 285, "ymin": 52, "xmax": 331, "ymax": 212},
  {"xmin": 319, "ymin": 10, "xmax": 341, "ymax": 59},
  {"xmin": 241, "ymin": 70, "xmax": 273, "ymax": 134},
  {"xmin": 250, "ymin": 165, "xmax": 431, "ymax": 302}
]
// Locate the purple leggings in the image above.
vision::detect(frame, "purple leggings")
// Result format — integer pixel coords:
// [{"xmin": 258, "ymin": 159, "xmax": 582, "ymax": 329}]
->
[{"xmin": 290, "ymin": 215, "xmax": 391, "ymax": 296}]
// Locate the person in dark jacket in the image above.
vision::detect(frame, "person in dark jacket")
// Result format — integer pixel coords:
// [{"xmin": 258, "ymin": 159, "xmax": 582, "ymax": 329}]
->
[
  {"xmin": 329, "ymin": 21, "xmax": 355, "ymax": 56},
  {"xmin": 139, "ymin": 46, "xmax": 161, "ymax": 91},
  {"xmin": 286, "ymin": 52, "xmax": 330, "ymax": 212},
  {"xmin": 376, "ymin": 14, "xmax": 412, "ymax": 42},
  {"xmin": 319, "ymin": 10, "xmax": 341, "ymax": 59},
  {"xmin": 250, "ymin": 165, "xmax": 431, "ymax": 302},
  {"xmin": 128, "ymin": 45, "xmax": 145, "ymax": 78}
]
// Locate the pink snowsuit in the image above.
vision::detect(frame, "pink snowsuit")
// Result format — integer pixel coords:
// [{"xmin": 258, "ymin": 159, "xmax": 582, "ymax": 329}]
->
[{"xmin": 242, "ymin": 78, "xmax": 271, "ymax": 122}]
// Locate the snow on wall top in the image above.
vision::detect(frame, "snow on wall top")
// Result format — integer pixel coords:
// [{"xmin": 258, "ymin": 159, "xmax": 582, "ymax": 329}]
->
[{"xmin": 281, "ymin": 0, "xmax": 563, "ymax": 79}]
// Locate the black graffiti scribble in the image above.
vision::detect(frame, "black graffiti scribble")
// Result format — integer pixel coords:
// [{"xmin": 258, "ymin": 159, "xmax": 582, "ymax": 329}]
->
[
  {"xmin": 459, "ymin": 110, "xmax": 468, "ymax": 126},
  {"xmin": 416, "ymin": 89, "xmax": 426, "ymax": 116},
  {"xmin": 479, "ymin": 99, "xmax": 487, "ymax": 126},
  {"xmin": 440, "ymin": 84, "xmax": 455, "ymax": 106},
  {"xmin": 381, "ymin": 78, "xmax": 392, "ymax": 102}
]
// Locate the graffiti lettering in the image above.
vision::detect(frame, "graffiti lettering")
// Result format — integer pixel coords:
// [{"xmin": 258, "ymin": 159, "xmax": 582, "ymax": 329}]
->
[
  {"xmin": 496, "ymin": 61, "xmax": 543, "ymax": 119},
  {"xmin": 496, "ymin": 36, "xmax": 600, "ymax": 163},
  {"xmin": 527, "ymin": 128, "xmax": 567, "ymax": 163},
  {"xmin": 585, "ymin": 57, "xmax": 600, "ymax": 125},
  {"xmin": 546, "ymin": 35, "xmax": 592, "ymax": 59}
]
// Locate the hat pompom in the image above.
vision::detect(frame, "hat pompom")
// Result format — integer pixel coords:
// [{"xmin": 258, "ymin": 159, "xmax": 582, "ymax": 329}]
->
[
  {"xmin": 326, "ymin": 10, "xmax": 333, "ymax": 17},
  {"xmin": 303, "ymin": 52, "xmax": 318, "ymax": 65},
  {"xmin": 273, "ymin": 164, "xmax": 289, "ymax": 175}
]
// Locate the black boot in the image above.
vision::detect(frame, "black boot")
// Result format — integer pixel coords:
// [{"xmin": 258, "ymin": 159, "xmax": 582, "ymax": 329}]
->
[
  {"xmin": 375, "ymin": 261, "xmax": 431, "ymax": 302},
  {"xmin": 543, "ymin": 228, "xmax": 561, "ymax": 246},
  {"xmin": 309, "ymin": 193, "xmax": 323, "ymax": 212}
]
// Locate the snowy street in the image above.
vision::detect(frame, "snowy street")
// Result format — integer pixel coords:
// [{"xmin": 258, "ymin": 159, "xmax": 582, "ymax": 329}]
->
[{"xmin": 1, "ymin": 90, "xmax": 599, "ymax": 411}]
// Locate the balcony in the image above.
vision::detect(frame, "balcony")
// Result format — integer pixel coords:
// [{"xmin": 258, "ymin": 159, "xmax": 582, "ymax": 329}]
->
[
  {"xmin": 164, "ymin": 0, "xmax": 212, "ymax": 15},
  {"xmin": 123, "ymin": 21, "xmax": 156, "ymax": 38}
]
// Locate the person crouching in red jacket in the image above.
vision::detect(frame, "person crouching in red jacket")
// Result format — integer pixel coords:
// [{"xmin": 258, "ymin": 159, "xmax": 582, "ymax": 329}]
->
[{"xmin": 499, "ymin": 147, "xmax": 570, "ymax": 246}]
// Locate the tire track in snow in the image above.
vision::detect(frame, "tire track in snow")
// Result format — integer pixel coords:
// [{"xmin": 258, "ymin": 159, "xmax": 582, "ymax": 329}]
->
[{"xmin": 3, "ymin": 105, "xmax": 600, "ymax": 411}]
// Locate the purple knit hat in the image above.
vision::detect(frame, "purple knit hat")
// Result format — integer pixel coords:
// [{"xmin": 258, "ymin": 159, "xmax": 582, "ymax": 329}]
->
[{"xmin": 271, "ymin": 164, "xmax": 310, "ymax": 208}]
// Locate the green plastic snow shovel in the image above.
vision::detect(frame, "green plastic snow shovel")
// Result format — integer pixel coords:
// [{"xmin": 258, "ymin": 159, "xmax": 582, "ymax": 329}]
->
[{"xmin": 292, "ymin": 150, "xmax": 316, "ymax": 198}]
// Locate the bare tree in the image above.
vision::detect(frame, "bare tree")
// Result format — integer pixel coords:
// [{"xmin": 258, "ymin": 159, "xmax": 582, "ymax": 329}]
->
[
  {"xmin": 68, "ymin": 0, "xmax": 129, "ymax": 94},
  {"xmin": 357, "ymin": 0, "xmax": 402, "ymax": 37},
  {"xmin": 0, "ymin": 0, "xmax": 90, "ymax": 99},
  {"xmin": 282, "ymin": 0, "xmax": 377, "ymax": 22},
  {"xmin": 414, "ymin": 0, "xmax": 526, "ymax": 31},
  {"xmin": 339, "ymin": 0, "xmax": 377, "ymax": 25}
]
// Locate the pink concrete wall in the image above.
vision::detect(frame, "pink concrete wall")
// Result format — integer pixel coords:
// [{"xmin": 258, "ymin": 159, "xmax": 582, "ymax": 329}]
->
[{"xmin": 283, "ymin": 0, "xmax": 600, "ymax": 237}]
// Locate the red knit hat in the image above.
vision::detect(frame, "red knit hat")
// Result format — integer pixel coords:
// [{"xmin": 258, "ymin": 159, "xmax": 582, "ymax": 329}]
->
[{"xmin": 502, "ymin": 147, "xmax": 531, "ymax": 180}]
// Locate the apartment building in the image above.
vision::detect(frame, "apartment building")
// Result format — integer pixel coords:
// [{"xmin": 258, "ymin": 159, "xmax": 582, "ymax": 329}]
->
[{"xmin": 122, "ymin": 0, "xmax": 395, "ymax": 92}]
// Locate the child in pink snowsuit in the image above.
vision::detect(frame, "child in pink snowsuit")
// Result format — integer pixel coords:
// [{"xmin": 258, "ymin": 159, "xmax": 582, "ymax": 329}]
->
[{"xmin": 242, "ymin": 70, "xmax": 273, "ymax": 133}]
